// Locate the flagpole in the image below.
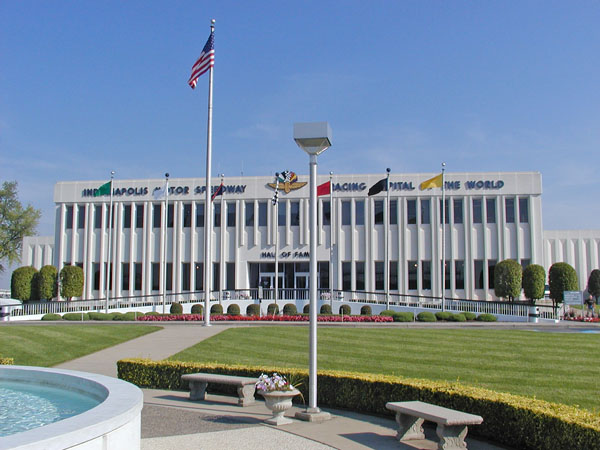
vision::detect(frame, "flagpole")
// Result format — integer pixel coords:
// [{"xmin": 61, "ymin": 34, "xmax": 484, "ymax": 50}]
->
[
  {"xmin": 329, "ymin": 171, "xmax": 334, "ymax": 306},
  {"xmin": 162, "ymin": 173, "xmax": 169, "ymax": 314},
  {"xmin": 105, "ymin": 171, "xmax": 114, "ymax": 313},
  {"xmin": 385, "ymin": 168, "xmax": 391, "ymax": 310},
  {"xmin": 441, "ymin": 162, "xmax": 446, "ymax": 312},
  {"xmin": 203, "ymin": 19, "xmax": 215, "ymax": 327},
  {"xmin": 273, "ymin": 174, "xmax": 280, "ymax": 312}
]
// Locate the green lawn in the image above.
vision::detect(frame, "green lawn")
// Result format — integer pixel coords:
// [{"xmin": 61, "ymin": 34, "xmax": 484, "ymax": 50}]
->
[
  {"xmin": 0, "ymin": 325, "xmax": 161, "ymax": 367},
  {"xmin": 170, "ymin": 326, "xmax": 600, "ymax": 412}
]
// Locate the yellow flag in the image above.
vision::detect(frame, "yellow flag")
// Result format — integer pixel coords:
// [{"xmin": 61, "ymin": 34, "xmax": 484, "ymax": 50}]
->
[{"xmin": 419, "ymin": 173, "xmax": 443, "ymax": 190}]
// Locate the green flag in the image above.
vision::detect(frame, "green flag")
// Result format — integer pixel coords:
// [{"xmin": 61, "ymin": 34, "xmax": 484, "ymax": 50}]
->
[{"xmin": 93, "ymin": 181, "xmax": 111, "ymax": 197}]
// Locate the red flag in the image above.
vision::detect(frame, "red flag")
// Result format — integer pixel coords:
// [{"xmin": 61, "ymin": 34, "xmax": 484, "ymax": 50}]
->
[
  {"xmin": 211, "ymin": 182, "xmax": 224, "ymax": 201},
  {"xmin": 317, "ymin": 180, "xmax": 331, "ymax": 197}
]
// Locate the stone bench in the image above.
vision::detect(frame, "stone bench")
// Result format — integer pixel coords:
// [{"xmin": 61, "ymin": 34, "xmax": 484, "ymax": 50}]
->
[
  {"xmin": 181, "ymin": 373, "xmax": 258, "ymax": 406},
  {"xmin": 386, "ymin": 400, "xmax": 483, "ymax": 450}
]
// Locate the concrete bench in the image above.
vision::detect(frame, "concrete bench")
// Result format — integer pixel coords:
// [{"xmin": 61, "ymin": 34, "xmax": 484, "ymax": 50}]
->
[
  {"xmin": 386, "ymin": 401, "xmax": 483, "ymax": 450},
  {"xmin": 181, "ymin": 373, "xmax": 258, "ymax": 406}
]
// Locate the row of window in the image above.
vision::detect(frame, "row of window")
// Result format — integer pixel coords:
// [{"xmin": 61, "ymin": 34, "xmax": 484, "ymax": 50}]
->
[{"xmin": 64, "ymin": 197, "xmax": 530, "ymax": 230}]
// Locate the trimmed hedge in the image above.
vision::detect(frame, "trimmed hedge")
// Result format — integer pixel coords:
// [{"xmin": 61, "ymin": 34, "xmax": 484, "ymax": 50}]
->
[
  {"xmin": 339, "ymin": 304, "xmax": 351, "ymax": 315},
  {"xmin": 282, "ymin": 303, "xmax": 297, "ymax": 315},
  {"xmin": 360, "ymin": 305, "xmax": 372, "ymax": 316},
  {"xmin": 303, "ymin": 304, "xmax": 310, "ymax": 314},
  {"xmin": 227, "ymin": 304, "xmax": 240, "ymax": 316},
  {"xmin": 267, "ymin": 303, "xmax": 279, "ymax": 315},
  {"xmin": 210, "ymin": 304, "xmax": 223, "ymax": 315},
  {"xmin": 393, "ymin": 312, "xmax": 414, "ymax": 322},
  {"xmin": 448, "ymin": 313, "xmax": 467, "ymax": 322},
  {"xmin": 191, "ymin": 304, "xmax": 204, "ymax": 314},
  {"xmin": 320, "ymin": 304, "xmax": 332, "ymax": 314},
  {"xmin": 117, "ymin": 358, "xmax": 600, "ymax": 450},
  {"xmin": 62, "ymin": 312, "xmax": 89, "ymax": 321},
  {"xmin": 379, "ymin": 310, "xmax": 396, "ymax": 317},
  {"xmin": 476, "ymin": 313, "xmax": 498, "ymax": 322},
  {"xmin": 246, "ymin": 304, "xmax": 260, "ymax": 316},
  {"xmin": 435, "ymin": 311, "xmax": 452, "ymax": 321},
  {"xmin": 170, "ymin": 302, "xmax": 183, "ymax": 314},
  {"xmin": 41, "ymin": 313, "xmax": 62, "ymax": 321},
  {"xmin": 462, "ymin": 312, "xmax": 476, "ymax": 321},
  {"xmin": 417, "ymin": 312, "xmax": 437, "ymax": 322}
]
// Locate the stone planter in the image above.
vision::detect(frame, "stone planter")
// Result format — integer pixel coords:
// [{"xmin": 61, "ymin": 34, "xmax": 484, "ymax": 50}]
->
[{"xmin": 259, "ymin": 389, "xmax": 300, "ymax": 425}]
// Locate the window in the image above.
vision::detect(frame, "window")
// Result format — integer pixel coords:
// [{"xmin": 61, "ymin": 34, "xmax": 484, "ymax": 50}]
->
[
  {"xmin": 474, "ymin": 260, "xmax": 484, "ymax": 289},
  {"xmin": 214, "ymin": 203, "xmax": 221, "ymax": 227},
  {"xmin": 290, "ymin": 201, "xmax": 300, "ymax": 226},
  {"xmin": 342, "ymin": 262, "xmax": 351, "ymax": 291},
  {"xmin": 153, "ymin": 204, "xmax": 161, "ymax": 228},
  {"xmin": 355, "ymin": 200, "xmax": 364, "ymax": 226},
  {"xmin": 374, "ymin": 200, "xmax": 383, "ymax": 225},
  {"xmin": 473, "ymin": 199, "xmax": 482, "ymax": 224},
  {"xmin": 455, "ymin": 260, "xmax": 465, "ymax": 289},
  {"xmin": 227, "ymin": 202, "xmax": 236, "ymax": 227},
  {"xmin": 278, "ymin": 201, "xmax": 286, "ymax": 227},
  {"xmin": 486, "ymin": 198, "xmax": 496, "ymax": 224},
  {"xmin": 93, "ymin": 263, "xmax": 100, "ymax": 290},
  {"xmin": 375, "ymin": 261, "xmax": 384, "ymax": 291},
  {"xmin": 182, "ymin": 262, "xmax": 190, "ymax": 291},
  {"xmin": 420, "ymin": 199, "xmax": 430, "ymax": 224},
  {"xmin": 519, "ymin": 198, "xmax": 529, "ymax": 223},
  {"xmin": 453, "ymin": 199, "xmax": 463, "ymax": 224},
  {"xmin": 183, "ymin": 204, "xmax": 192, "ymax": 228},
  {"xmin": 389, "ymin": 261, "xmax": 398, "ymax": 290},
  {"xmin": 439, "ymin": 199, "xmax": 449, "ymax": 224},
  {"xmin": 422, "ymin": 260, "xmax": 431, "ymax": 290},
  {"xmin": 165, "ymin": 263, "xmax": 172, "ymax": 291},
  {"xmin": 390, "ymin": 199, "xmax": 398, "ymax": 225},
  {"xmin": 196, "ymin": 202, "xmax": 204, "ymax": 228},
  {"xmin": 213, "ymin": 263, "xmax": 220, "ymax": 291},
  {"xmin": 341, "ymin": 201, "xmax": 351, "ymax": 226},
  {"xmin": 407, "ymin": 200, "xmax": 417, "ymax": 224},
  {"xmin": 356, "ymin": 262, "xmax": 365, "ymax": 290},
  {"xmin": 318, "ymin": 262, "xmax": 329, "ymax": 289},
  {"xmin": 135, "ymin": 204, "xmax": 144, "ymax": 229},
  {"xmin": 65, "ymin": 206, "xmax": 73, "ymax": 229},
  {"xmin": 77, "ymin": 205, "xmax": 86, "ymax": 229},
  {"xmin": 258, "ymin": 202, "xmax": 267, "ymax": 226},
  {"xmin": 167, "ymin": 204, "xmax": 174, "ymax": 228},
  {"xmin": 322, "ymin": 201, "xmax": 331, "ymax": 226},
  {"xmin": 134, "ymin": 263, "xmax": 142, "ymax": 291},
  {"xmin": 443, "ymin": 260, "xmax": 450, "ymax": 289},
  {"xmin": 94, "ymin": 205, "xmax": 102, "ymax": 229},
  {"xmin": 226, "ymin": 262, "xmax": 235, "ymax": 290},
  {"xmin": 505, "ymin": 198, "xmax": 515, "ymax": 223},
  {"xmin": 122, "ymin": 263, "xmax": 130, "ymax": 291},
  {"xmin": 408, "ymin": 261, "xmax": 418, "ymax": 290},
  {"xmin": 152, "ymin": 263, "xmax": 160, "ymax": 290},
  {"xmin": 245, "ymin": 201, "xmax": 254, "ymax": 227},
  {"xmin": 194, "ymin": 263, "xmax": 203, "ymax": 291},
  {"xmin": 488, "ymin": 260, "xmax": 496, "ymax": 289},
  {"xmin": 123, "ymin": 205, "xmax": 131, "ymax": 229}
]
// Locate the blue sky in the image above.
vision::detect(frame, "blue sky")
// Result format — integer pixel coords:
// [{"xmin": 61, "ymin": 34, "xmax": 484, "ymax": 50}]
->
[{"xmin": 1, "ymin": 1, "xmax": 599, "ymax": 286}]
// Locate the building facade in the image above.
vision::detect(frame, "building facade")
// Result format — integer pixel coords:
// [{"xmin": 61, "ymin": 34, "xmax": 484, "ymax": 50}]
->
[{"xmin": 43, "ymin": 171, "xmax": 550, "ymax": 301}]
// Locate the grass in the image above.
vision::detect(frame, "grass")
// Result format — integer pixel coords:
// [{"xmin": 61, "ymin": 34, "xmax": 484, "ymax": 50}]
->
[
  {"xmin": 0, "ymin": 325, "xmax": 161, "ymax": 367},
  {"xmin": 170, "ymin": 326, "xmax": 600, "ymax": 412}
]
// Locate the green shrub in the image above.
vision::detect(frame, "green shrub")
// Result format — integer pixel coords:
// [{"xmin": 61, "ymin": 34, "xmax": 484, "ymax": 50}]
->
[
  {"xmin": 62, "ymin": 312, "xmax": 89, "ymax": 321},
  {"xmin": 227, "ymin": 304, "xmax": 240, "ymax": 315},
  {"xmin": 41, "ymin": 313, "xmax": 62, "ymax": 321},
  {"xmin": 246, "ymin": 304, "xmax": 260, "ymax": 316},
  {"xmin": 320, "ymin": 304, "xmax": 332, "ymax": 314},
  {"xmin": 60, "ymin": 265, "xmax": 84, "ymax": 301},
  {"xmin": 303, "ymin": 304, "xmax": 310, "ymax": 314},
  {"xmin": 88, "ymin": 312, "xmax": 111, "ymax": 320},
  {"xmin": 170, "ymin": 302, "xmax": 183, "ymax": 314},
  {"xmin": 117, "ymin": 358, "xmax": 600, "ymax": 450},
  {"xmin": 113, "ymin": 311, "xmax": 142, "ymax": 321},
  {"xmin": 523, "ymin": 264, "xmax": 546, "ymax": 301},
  {"xmin": 267, "ymin": 303, "xmax": 279, "ymax": 315},
  {"xmin": 191, "ymin": 304, "xmax": 204, "ymax": 314},
  {"xmin": 448, "ymin": 313, "xmax": 467, "ymax": 322},
  {"xmin": 34, "ymin": 265, "xmax": 58, "ymax": 300},
  {"xmin": 380, "ymin": 310, "xmax": 396, "ymax": 317},
  {"xmin": 476, "ymin": 313, "xmax": 498, "ymax": 322},
  {"xmin": 339, "ymin": 304, "xmax": 351, "ymax": 315},
  {"xmin": 210, "ymin": 304, "xmax": 223, "ymax": 315},
  {"xmin": 435, "ymin": 311, "xmax": 452, "ymax": 321},
  {"xmin": 360, "ymin": 305, "xmax": 372, "ymax": 316},
  {"xmin": 494, "ymin": 259, "xmax": 523, "ymax": 300},
  {"xmin": 11, "ymin": 266, "xmax": 38, "ymax": 301},
  {"xmin": 108, "ymin": 312, "xmax": 123, "ymax": 320},
  {"xmin": 417, "ymin": 312, "xmax": 437, "ymax": 322},
  {"xmin": 393, "ymin": 312, "xmax": 414, "ymax": 322},
  {"xmin": 282, "ymin": 303, "xmax": 297, "ymax": 315},
  {"xmin": 145, "ymin": 311, "xmax": 161, "ymax": 316},
  {"xmin": 462, "ymin": 312, "xmax": 476, "ymax": 321},
  {"xmin": 549, "ymin": 262, "xmax": 578, "ymax": 306}
]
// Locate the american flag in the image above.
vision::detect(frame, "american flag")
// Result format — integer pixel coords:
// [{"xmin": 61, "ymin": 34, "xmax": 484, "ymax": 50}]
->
[{"xmin": 188, "ymin": 32, "xmax": 215, "ymax": 89}]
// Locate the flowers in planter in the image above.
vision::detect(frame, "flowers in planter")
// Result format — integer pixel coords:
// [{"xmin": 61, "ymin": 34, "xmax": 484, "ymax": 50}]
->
[
  {"xmin": 256, "ymin": 373, "xmax": 296, "ymax": 393},
  {"xmin": 137, "ymin": 313, "xmax": 394, "ymax": 322}
]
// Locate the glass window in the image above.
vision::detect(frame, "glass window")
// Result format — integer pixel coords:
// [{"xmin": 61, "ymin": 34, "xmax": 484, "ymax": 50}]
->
[
  {"xmin": 488, "ymin": 260, "xmax": 496, "ymax": 289},
  {"xmin": 407, "ymin": 200, "xmax": 417, "ymax": 224},
  {"xmin": 214, "ymin": 203, "xmax": 221, "ymax": 227},
  {"xmin": 375, "ymin": 261, "xmax": 384, "ymax": 291},
  {"xmin": 486, "ymin": 198, "xmax": 496, "ymax": 224},
  {"xmin": 153, "ymin": 204, "xmax": 161, "ymax": 228},
  {"xmin": 390, "ymin": 199, "xmax": 398, "ymax": 225},
  {"xmin": 356, "ymin": 261, "xmax": 365, "ymax": 290},
  {"xmin": 136, "ymin": 204, "xmax": 144, "ymax": 229},
  {"xmin": 474, "ymin": 260, "xmax": 484, "ymax": 289},
  {"xmin": 166, "ymin": 263, "xmax": 173, "ymax": 291},
  {"xmin": 341, "ymin": 201, "xmax": 351, "ymax": 226},
  {"xmin": 342, "ymin": 262, "xmax": 351, "ymax": 291},
  {"xmin": 227, "ymin": 202, "xmax": 236, "ymax": 227},
  {"xmin": 439, "ymin": 199, "xmax": 449, "ymax": 224},
  {"xmin": 473, "ymin": 199, "xmax": 482, "ymax": 224},
  {"xmin": 318, "ymin": 262, "xmax": 329, "ymax": 289},
  {"xmin": 183, "ymin": 204, "xmax": 192, "ymax": 228},
  {"xmin": 519, "ymin": 197, "xmax": 529, "ymax": 223},
  {"xmin": 181, "ymin": 262, "xmax": 190, "ymax": 291},
  {"xmin": 278, "ymin": 201, "xmax": 286, "ymax": 227},
  {"xmin": 167, "ymin": 204, "xmax": 174, "ymax": 228},
  {"xmin": 421, "ymin": 199, "xmax": 430, "ymax": 224},
  {"xmin": 258, "ymin": 202, "xmax": 267, "ymax": 226},
  {"xmin": 93, "ymin": 263, "xmax": 100, "ymax": 290},
  {"xmin": 65, "ymin": 206, "xmax": 73, "ymax": 229},
  {"xmin": 389, "ymin": 261, "xmax": 398, "ymax": 290},
  {"xmin": 123, "ymin": 205, "xmax": 131, "ymax": 229},
  {"xmin": 245, "ymin": 201, "xmax": 254, "ymax": 227},
  {"xmin": 455, "ymin": 260, "xmax": 464, "ymax": 289},
  {"xmin": 505, "ymin": 198, "xmax": 515, "ymax": 223},
  {"xmin": 355, "ymin": 200, "xmax": 364, "ymax": 226},
  {"xmin": 95, "ymin": 205, "xmax": 102, "ymax": 229},
  {"xmin": 226, "ymin": 262, "xmax": 235, "ymax": 290},
  {"xmin": 408, "ymin": 261, "xmax": 418, "ymax": 290},
  {"xmin": 322, "ymin": 201, "xmax": 330, "ymax": 226},
  {"xmin": 152, "ymin": 263, "xmax": 160, "ymax": 290},
  {"xmin": 453, "ymin": 199, "xmax": 463, "ymax": 224},
  {"xmin": 422, "ymin": 260, "xmax": 431, "ymax": 290},
  {"xmin": 521, "ymin": 259, "xmax": 530, "ymax": 269},
  {"xmin": 196, "ymin": 202, "xmax": 204, "ymax": 228},
  {"xmin": 443, "ymin": 260, "xmax": 450, "ymax": 289},
  {"xmin": 194, "ymin": 262, "xmax": 203, "ymax": 291},
  {"xmin": 213, "ymin": 263, "xmax": 220, "ymax": 291},
  {"xmin": 77, "ymin": 205, "xmax": 86, "ymax": 229},
  {"xmin": 122, "ymin": 263, "xmax": 130, "ymax": 291},
  {"xmin": 134, "ymin": 263, "xmax": 142, "ymax": 291},
  {"xmin": 374, "ymin": 200, "xmax": 383, "ymax": 225},
  {"xmin": 290, "ymin": 201, "xmax": 300, "ymax": 226}
]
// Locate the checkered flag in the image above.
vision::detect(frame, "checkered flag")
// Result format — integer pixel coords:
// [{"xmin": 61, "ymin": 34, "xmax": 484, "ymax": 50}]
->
[{"xmin": 272, "ymin": 178, "xmax": 280, "ymax": 205}]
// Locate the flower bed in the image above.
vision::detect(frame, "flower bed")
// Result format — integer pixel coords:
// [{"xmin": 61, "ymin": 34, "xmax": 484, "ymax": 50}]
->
[
  {"xmin": 563, "ymin": 316, "xmax": 600, "ymax": 323},
  {"xmin": 136, "ymin": 313, "xmax": 393, "ymax": 323}
]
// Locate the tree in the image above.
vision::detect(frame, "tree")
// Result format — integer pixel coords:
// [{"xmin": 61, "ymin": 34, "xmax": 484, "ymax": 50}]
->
[
  {"xmin": 494, "ymin": 259, "xmax": 522, "ymax": 301},
  {"xmin": 11, "ymin": 266, "xmax": 38, "ymax": 301},
  {"xmin": 0, "ymin": 181, "xmax": 41, "ymax": 273},
  {"xmin": 587, "ymin": 269, "xmax": 600, "ymax": 303},
  {"xmin": 33, "ymin": 265, "xmax": 58, "ymax": 300},
  {"xmin": 522, "ymin": 264, "xmax": 546, "ymax": 302},
  {"xmin": 548, "ymin": 262, "xmax": 578, "ymax": 307},
  {"xmin": 60, "ymin": 265, "xmax": 84, "ymax": 301}
]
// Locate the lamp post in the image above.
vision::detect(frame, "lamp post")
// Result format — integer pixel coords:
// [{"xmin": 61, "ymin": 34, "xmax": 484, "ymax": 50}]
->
[{"xmin": 293, "ymin": 122, "xmax": 332, "ymax": 423}]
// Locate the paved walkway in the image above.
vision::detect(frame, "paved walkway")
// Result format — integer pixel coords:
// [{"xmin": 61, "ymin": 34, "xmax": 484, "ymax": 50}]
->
[{"xmin": 53, "ymin": 322, "xmax": 527, "ymax": 449}]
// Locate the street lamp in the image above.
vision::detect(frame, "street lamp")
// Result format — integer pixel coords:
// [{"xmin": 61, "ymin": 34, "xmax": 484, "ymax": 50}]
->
[{"xmin": 293, "ymin": 122, "xmax": 332, "ymax": 423}]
